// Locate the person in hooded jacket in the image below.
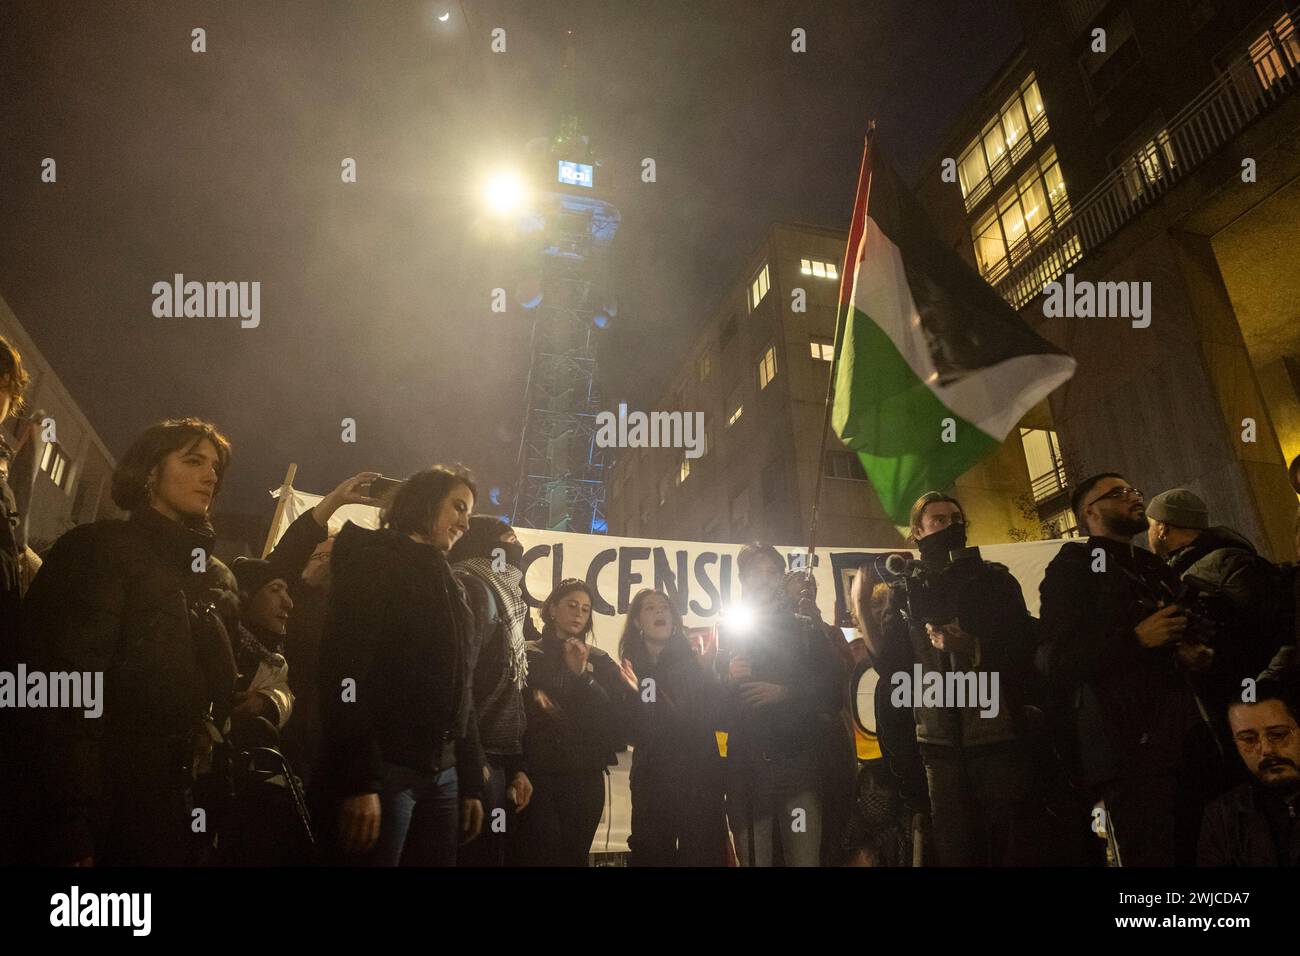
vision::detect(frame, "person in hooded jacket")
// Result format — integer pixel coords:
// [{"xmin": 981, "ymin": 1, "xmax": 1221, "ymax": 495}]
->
[
  {"xmin": 315, "ymin": 465, "xmax": 485, "ymax": 866},
  {"xmin": 515, "ymin": 579, "xmax": 628, "ymax": 866},
  {"xmin": 1146, "ymin": 488, "xmax": 1292, "ymax": 724},
  {"xmin": 22, "ymin": 417, "xmax": 236, "ymax": 866},
  {"xmin": 615, "ymin": 588, "xmax": 727, "ymax": 866},
  {"xmin": 449, "ymin": 515, "xmax": 534, "ymax": 867}
]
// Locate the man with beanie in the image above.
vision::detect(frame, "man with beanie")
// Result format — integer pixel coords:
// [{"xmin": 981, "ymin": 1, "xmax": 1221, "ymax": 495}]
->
[
  {"xmin": 1147, "ymin": 488, "xmax": 1289, "ymax": 721},
  {"xmin": 1038, "ymin": 474, "xmax": 1214, "ymax": 866},
  {"xmin": 448, "ymin": 516, "xmax": 534, "ymax": 866}
]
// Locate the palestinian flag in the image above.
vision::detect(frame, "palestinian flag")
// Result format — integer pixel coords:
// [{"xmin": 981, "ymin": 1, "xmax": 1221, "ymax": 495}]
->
[{"xmin": 831, "ymin": 135, "xmax": 1075, "ymax": 524}]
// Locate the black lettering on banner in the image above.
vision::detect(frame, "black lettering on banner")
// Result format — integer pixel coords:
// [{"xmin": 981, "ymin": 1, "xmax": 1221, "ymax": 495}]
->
[
  {"xmin": 618, "ymin": 546, "xmax": 652, "ymax": 613},
  {"xmin": 652, "ymin": 547, "xmax": 690, "ymax": 615},
  {"xmin": 719, "ymin": 553, "xmax": 734, "ymax": 606},
  {"xmin": 585, "ymin": 549, "xmax": 617, "ymax": 615},
  {"xmin": 690, "ymin": 552, "xmax": 721, "ymax": 616},
  {"xmin": 519, "ymin": 544, "xmax": 549, "ymax": 607}
]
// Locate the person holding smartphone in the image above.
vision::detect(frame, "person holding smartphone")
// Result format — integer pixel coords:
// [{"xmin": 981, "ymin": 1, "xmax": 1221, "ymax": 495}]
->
[{"xmin": 316, "ymin": 465, "xmax": 485, "ymax": 866}]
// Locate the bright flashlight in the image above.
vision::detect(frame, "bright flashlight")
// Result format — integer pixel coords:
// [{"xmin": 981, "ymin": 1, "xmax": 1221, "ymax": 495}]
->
[
  {"xmin": 484, "ymin": 171, "xmax": 526, "ymax": 215},
  {"xmin": 721, "ymin": 602, "xmax": 756, "ymax": 635}
]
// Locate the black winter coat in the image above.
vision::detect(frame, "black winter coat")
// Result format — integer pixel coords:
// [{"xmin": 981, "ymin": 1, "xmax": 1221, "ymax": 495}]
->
[
  {"xmin": 1198, "ymin": 782, "xmax": 1300, "ymax": 866},
  {"xmin": 621, "ymin": 636, "xmax": 722, "ymax": 795},
  {"xmin": 522, "ymin": 634, "xmax": 626, "ymax": 774},
  {"xmin": 317, "ymin": 522, "xmax": 483, "ymax": 799},
  {"xmin": 22, "ymin": 507, "xmax": 225, "ymax": 862},
  {"xmin": 714, "ymin": 608, "xmax": 841, "ymax": 760},
  {"xmin": 1038, "ymin": 537, "xmax": 1201, "ymax": 785},
  {"xmin": 1165, "ymin": 526, "xmax": 1291, "ymax": 707}
]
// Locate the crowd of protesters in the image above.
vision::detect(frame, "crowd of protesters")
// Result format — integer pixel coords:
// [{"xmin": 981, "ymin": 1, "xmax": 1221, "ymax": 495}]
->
[{"xmin": 1, "ymin": 332, "xmax": 1298, "ymax": 867}]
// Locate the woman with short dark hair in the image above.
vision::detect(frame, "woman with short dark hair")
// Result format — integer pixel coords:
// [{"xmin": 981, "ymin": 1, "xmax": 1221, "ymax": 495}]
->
[
  {"xmin": 316, "ymin": 464, "xmax": 486, "ymax": 866},
  {"xmin": 23, "ymin": 417, "xmax": 234, "ymax": 865}
]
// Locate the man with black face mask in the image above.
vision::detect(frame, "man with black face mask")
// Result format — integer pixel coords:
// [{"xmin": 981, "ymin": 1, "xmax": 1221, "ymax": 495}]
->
[
  {"xmin": 1038, "ymin": 473, "xmax": 1214, "ymax": 866},
  {"xmin": 449, "ymin": 516, "xmax": 534, "ymax": 866},
  {"xmin": 872, "ymin": 492, "xmax": 1047, "ymax": 866}
]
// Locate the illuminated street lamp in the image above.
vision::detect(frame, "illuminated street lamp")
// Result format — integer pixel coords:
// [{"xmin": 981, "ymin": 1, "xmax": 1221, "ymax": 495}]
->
[{"xmin": 483, "ymin": 170, "xmax": 528, "ymax": 216}]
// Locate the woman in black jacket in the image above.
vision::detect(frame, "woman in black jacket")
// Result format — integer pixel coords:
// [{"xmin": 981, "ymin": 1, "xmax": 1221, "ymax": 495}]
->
[
  {"xmin": 616, "ymin": 588, "xmax": 727, "ymax": 866},
  {"xmin": 23, "ymin": 417, "xmax": 235, "ymax": 866},
  {"xmin": 515, "ymin": 579, "xmax": 627, "ymax": 866},
  {"xmin": 315, "ymin": 465, "xmax": 485, "ymax": 866}
]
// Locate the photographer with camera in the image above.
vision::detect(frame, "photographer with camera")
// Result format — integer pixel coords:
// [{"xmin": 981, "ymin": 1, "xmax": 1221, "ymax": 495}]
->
[
  {"xmin": 872, "ymin": 492, "xmax": 1046, "ymax": 866},
  {"xmin": 1146, "ymin": 488, "xmax": 1290, "ymax": 724},
  {"xmin": 716, "ymin": 543, "xmax": 840, "ymax": 867},
  {"xmin": 1038, "ymin": 473, "xmax": 1216, "ymax": 866}
]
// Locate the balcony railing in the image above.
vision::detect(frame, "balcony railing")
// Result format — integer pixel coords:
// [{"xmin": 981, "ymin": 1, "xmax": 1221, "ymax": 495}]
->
[
  {"xmin": 1061, "ymin": 0, "xmax": 1111, "ymax": 38},
  {"xmin": 994, "ymin": 5, "xmax": 1300, "ymax": 310}
]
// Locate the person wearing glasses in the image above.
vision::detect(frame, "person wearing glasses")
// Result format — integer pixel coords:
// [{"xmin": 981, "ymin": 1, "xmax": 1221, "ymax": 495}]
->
[
  {"xmin": 1198, "ymin": 678, "xmax": 1300, "ymax": 865},
  {"xmin": 1038, "ymin": 473, "xmax": 1215, "ymax": 866}
]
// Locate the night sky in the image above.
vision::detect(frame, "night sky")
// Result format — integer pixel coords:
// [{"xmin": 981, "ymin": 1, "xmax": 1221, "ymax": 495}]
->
[{"xmin": 0, "ymin": 0, "xmax": 1020, "ymax": 519}]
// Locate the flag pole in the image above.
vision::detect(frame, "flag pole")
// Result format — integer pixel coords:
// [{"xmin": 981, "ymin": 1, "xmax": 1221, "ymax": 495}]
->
[
  {"xmin": 261, "ymin": 462, "xmax": 298, "ymax": 558},
  {"xmin": 806, "ymin": 121, "xmax": 876, "ymax": 575}
]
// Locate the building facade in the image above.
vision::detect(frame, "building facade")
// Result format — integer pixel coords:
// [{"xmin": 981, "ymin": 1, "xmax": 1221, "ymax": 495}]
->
[
  {"xmin": 1, "ymin": 292, "xmax": 120, "ymax": 552},
  {"xmin": 604, "ymin": 222, "xmax": 1055, "ymax": 548},
  {"xmin": 916, "ymin": 0, "xmax": 1300, "ymax": 559}
]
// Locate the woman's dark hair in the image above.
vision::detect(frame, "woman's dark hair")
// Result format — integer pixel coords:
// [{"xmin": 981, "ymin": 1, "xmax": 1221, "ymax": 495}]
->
[
  {"xmin": 0, "ymin": 335, "xmax": 29, "ymax": 413},
  {"xmin": 111, "ymin": 418, "xmax": 232, "ymax": 512},
  {"xmin": 907, "ymin": 492, "xmax": 966, "ymax": 543},
  {"xmin": 448, "ymin": 514, "xmax": 511, "ymax": 563},
  {"xmin": 617, "ymin": 587, "xmax": 687, "ymax": 665},
  {"xmin": 381, "ymin": 464, "xmax": 477, "ymax": 537},
  {"xmin": 539, "ymin": 578, "xmax": 595, "ymax": 643}
]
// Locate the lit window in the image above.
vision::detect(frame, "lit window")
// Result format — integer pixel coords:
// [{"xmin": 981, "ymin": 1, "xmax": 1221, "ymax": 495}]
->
[
  {"xmin": 1000, "ymin": 95, "xmax": 1028, "ymax": 151},
  {"xmin": 809, "ymin": 337, "xmax": 834, "ymax": 361},
  {"xmin": 1022, "ymin": 76, "xmax": 1046, "ymax": 120},
  {"xmin": 1250, "ymin": 13, "xmax": 1300, "ymax": 90},
  {"xmin": 1020, "ymin": 427, "xmax": 1067, "ymax": 504},
  {"xmin": 697, "ymin": 349, "xmax": 712, "ymax": 382},
  {"xmin": 726, "ymin": 386, "xmax": 744, "ymax": 427},
  {"xmin": 749, "ymin": 263, "xmax": 770, "ymax": 310},
  {"xmin": 758, "ymin": 344, "xmax": 778, "ymax": 389},
  {"xmin": 40, "ymin": 442, "xmax": 73, "ymax": 489},
  {"xmin": 800, "ymin": 257, "xmax": 838, "ymax": 280},
  {"xmin": 971, "ymin": 209, "xmax": 1007, "ymax": 278},
  {"xmin": 957, "ymin": 142, "xmax": 989, "ymax": 200},
  {"xmin": 679, "ymin": 457, "xmax": 691, "ymax": 484},
  {"xmin": 982, "ymin": 121, "xmax": 1007, "ymax": 167},
  {"xmin": 40, "ymin": 442, "xmax": 54, "ymax": 472}
]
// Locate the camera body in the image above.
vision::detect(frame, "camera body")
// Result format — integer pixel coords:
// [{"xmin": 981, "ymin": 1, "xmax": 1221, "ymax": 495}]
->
[{"xmin": 879, "ymin": 546, "xmax": 984, "ymax": 630}]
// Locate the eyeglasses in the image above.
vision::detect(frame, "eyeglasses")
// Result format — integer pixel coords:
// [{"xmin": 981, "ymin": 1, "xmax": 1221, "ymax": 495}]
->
[
  {"xmin": 1233, "ymin": 725, "xmax": 1298, "ymax": 752},
  {"xmin": 1085, "ymin": 486, "xmax": 1143, "ymax": 507}
]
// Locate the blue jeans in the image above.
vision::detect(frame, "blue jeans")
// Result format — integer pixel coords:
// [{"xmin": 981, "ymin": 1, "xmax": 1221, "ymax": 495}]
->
[
  {"xmin": 725, "ymin": 748, "xmax": 823, "ymax": 867},
  {"xmin": 364, "ymin": 763, "xmax": 459, "ymax": 867}
]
